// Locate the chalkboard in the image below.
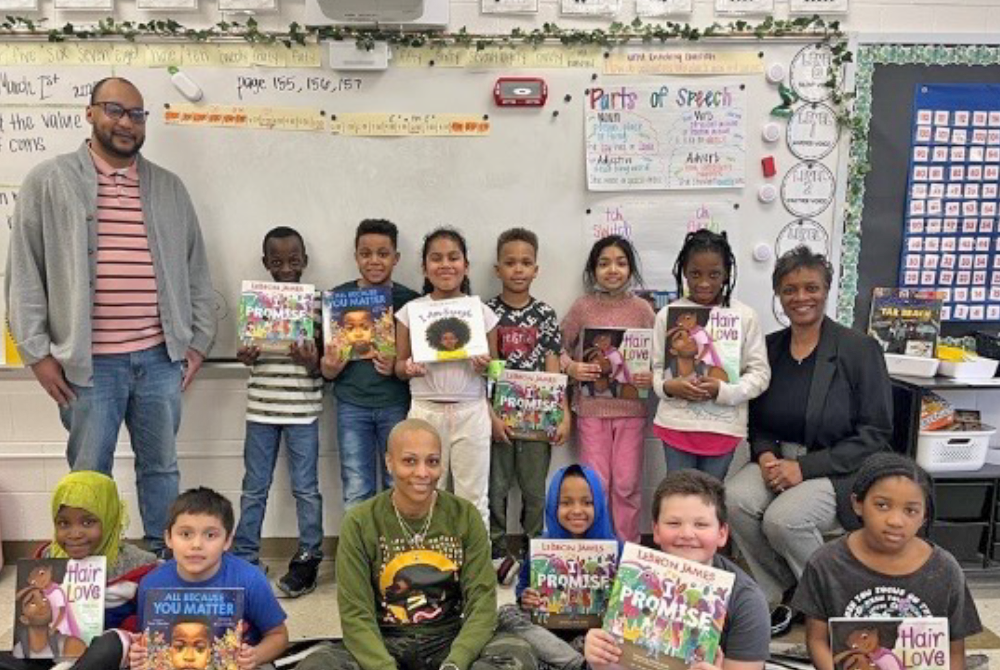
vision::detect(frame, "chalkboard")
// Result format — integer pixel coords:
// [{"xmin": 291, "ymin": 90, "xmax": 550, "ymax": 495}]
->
[
  {"xmin": 0, "ymin": 38, "xmax": 846, "ymax": 360},
  {"xmin": 850, "ymin": 42, "xmax": 1000, "ymax": 334}
]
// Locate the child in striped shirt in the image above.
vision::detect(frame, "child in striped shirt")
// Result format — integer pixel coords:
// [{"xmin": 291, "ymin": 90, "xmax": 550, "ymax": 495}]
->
[{"xmin": 232, "ymin": 226, "xmax": 325, "ymax": 598}]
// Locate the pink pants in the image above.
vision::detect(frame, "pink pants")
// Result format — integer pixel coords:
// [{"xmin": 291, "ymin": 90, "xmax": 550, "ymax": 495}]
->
[{"xmin": 576, "ymin": 416, "xmax": 647, "ymax": 542}]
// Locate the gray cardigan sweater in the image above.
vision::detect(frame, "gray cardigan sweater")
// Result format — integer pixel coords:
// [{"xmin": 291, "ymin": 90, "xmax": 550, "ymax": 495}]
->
[{"xmin": 4, "ymin": 142, "xmax": 216, "ymax": 386}]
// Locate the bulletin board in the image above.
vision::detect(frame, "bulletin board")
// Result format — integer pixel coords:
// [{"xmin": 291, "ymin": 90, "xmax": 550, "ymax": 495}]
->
[
  {"xmin": 0, "ymin": 36, "xmax": 847, "ymax": 361},
  {"xmin": 846, "ymin": 39, "xmax": 1000, "ymax": 334}
]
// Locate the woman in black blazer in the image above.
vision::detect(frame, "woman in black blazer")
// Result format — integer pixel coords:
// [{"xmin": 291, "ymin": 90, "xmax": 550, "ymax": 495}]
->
[{"xmin": 726, "ymin": 246, "xmax": 892, "ymax": 636}]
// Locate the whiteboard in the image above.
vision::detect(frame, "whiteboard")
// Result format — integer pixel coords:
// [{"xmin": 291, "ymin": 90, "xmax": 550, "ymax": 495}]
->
[{"xmin": 0, "ymin": 39, "xmax": 845, "ymax": 360}]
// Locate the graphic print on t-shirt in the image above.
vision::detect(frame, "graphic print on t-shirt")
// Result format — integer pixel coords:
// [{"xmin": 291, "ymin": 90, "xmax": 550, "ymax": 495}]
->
[
  {"xmin": 378, "ymin": 550, "xmax": 461, "ymax": 625},
  {"xmin": 498, "ymin": 326, "xmax": 539, "ymax": 361},
  {"xmin": 843, "ymin": 587, "xmax": 933, "ymax": 619}
]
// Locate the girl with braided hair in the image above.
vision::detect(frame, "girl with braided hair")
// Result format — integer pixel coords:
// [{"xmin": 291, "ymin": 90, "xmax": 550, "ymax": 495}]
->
[{"xmin": 792, "ymin": 453, "xmax": 981, "ymax": 670}]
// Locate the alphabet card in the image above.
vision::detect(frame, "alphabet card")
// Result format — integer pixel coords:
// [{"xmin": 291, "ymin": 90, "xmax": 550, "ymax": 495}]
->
[
  {"xmin": 529, "ymin": 539, "xmax": 619, "ymax": 629},
  {"xmin": 13, "ymin": 557, "xmax": 106, "ymax": 660},
  {"xmin": 407, "ymin": 296, "xmax": 490, "ymax": 363},
  {"xmin": 830, "ymin": 618, "xmax": 949, "ymax": 670},
  {"xmin": 143, "ymin": 588, "xmax": 244, "ymax": 670},
  {"xmin": 603, "ymin": 543, "xmax": 734, "ymax": 670}
]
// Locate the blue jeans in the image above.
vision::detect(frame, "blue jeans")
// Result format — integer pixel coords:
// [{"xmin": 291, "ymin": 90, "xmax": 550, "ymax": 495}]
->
[
  {"xmin": 337, "ymin": 400, "xmax": 408, "ymax": 508},
  {"xmin": 60, "ymin": 344, "xmax": 182, "ymax": 552},
  {"xmin": 663, "ymin": 443, "xmax": 735, "ymax": 482},
  {"xmin": 232, "ymin": 421, "xmax": 324, "ymax": 562}
]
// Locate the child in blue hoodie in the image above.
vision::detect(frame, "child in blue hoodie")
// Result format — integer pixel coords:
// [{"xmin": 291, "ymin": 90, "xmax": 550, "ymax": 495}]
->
[{"xmin": 499, "ymin": 464, "xmax": 618, "ymax": 670}]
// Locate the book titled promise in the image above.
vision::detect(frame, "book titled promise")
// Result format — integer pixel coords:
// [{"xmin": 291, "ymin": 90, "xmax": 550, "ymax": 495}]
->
[
  {"xmin": 603, "ymin": 542, "xmax": 734, "ymax": 670},
  {"xmin": 529, "ymin": 538, "xmax": 618, "ymax": 629}
]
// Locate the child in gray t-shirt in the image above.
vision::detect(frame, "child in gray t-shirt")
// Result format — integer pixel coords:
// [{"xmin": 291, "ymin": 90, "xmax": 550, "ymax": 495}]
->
[{"xmin": 793, "ymin": 453, "xmax": 981, "ymax": 670}]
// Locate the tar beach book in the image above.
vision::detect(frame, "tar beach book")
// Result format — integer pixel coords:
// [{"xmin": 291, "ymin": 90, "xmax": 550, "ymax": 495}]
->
[
  {"xmin": 322, "ymin": 286, "xmax": 395, "ymax": 360},
  {"xmin": 603, "ymin": 542, "xmax": 734, "ymax": 670},
  {"xmin": 144, "ymin": 588, "xmax": 244, "ymax": 670},
  {"xmin": 663, "ymin": 306, "xmax": 742, "ymax": 384},
  {"xmin": 868, "ymin": 288, "xmax": 943, "ymax": 358},
  {"xmin": 830, "ymin": 618, "xmax": 949, "ymax": 670},
  {"xmin": 408, "ymin": 296, "xmax": 489, "ymax": 363},
  {"xmin": 580, "ymin": 328, "xmax": 653, "ymax": 399},
  {"xmin": 13, "ymin": 557, "xmax": 106, "ymax": 660},
  {"xmin": 529, "ymin": 539, "xmax": 619, "ymax": 629},
  {"xmin": 493, "ymin": 370, "xmax": 568, "ymax": 441},
  {"xmin": 238, "ymin": 281, "xmax": 315, "ymax": 353}
]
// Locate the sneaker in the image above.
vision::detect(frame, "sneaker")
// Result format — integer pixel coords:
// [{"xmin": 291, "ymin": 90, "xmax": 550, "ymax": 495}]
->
[
  {"xmin": 770, "ymin": 604, "xmax": 800, "ymax": 637},
  {"xmin": 495, "ymin": 554, "xmax": 521, "ymax": 587},
  {"xmin": 276, "ymin": 550, "xmax": 321, "ymax": 598}
]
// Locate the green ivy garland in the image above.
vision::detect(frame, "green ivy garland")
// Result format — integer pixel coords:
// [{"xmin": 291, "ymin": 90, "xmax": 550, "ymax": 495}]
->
[{"xmin": 1, "ymin": 14, "xmax": 843, "ymax": 50}]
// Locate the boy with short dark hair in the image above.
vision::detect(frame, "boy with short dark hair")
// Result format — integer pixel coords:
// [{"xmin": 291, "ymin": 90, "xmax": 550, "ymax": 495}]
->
[
  {"xmin": 130, "ymin": 487, "xmax": 289, "ymax": 670},
  {"xmin": 232, "ymin": 226, "xmax": 325, "ymax": 598},
  {"xmin": 322, "ymin": 219, "xmax": 420, "ymax": 509},
  {"xmin": 584, "ymin": 470, "xmax": 770, "ymax": 670},
  {"xmin": 486, "ymin": 228, "xmax": 569, "ymax": 584}
]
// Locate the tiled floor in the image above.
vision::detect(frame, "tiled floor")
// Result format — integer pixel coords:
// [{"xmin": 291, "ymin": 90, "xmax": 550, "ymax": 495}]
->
[{"xmin": 1, "ymin": 560, "xmax": 998, "ymax": 667}]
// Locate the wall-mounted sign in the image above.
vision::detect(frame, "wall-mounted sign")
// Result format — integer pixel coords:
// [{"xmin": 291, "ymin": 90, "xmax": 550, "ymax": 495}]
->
[{"xmin": 781, "ymin": 161, "xmax": 836, "ymax": 218}]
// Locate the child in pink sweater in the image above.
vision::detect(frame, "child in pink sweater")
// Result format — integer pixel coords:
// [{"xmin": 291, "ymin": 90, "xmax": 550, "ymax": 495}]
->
[{"xmin": 560, "ymin": 235, "xmax": 655, "ymax": 542}]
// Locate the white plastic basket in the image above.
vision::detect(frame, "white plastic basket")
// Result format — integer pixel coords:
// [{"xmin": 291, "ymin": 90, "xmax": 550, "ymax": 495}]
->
[{"xmin": 916, "ymin": 424, "xmax": 995, "ymax": 473}]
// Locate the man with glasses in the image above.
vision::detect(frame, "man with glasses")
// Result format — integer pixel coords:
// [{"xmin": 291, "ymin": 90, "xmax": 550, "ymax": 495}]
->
[{"xmin": 5, "ymin": 77, "xmax": 216, "ymax": 555}]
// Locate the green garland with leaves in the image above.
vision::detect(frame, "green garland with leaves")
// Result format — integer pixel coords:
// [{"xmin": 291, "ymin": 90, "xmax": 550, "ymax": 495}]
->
[{"xmin": 1, "ymin": 13, "xmax": 843, "ymax": 50}]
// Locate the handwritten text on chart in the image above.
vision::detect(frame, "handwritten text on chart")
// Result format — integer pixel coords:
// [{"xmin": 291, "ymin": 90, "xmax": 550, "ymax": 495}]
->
[
  {"xmin": 236, "ymin": 75, "xmax": 363, "ymax": 101},
  {"xmin": 0, "ymin": 43, "xmax": 321, "ymax": 68},
  {"xmin": 393, "ymin": 46, "xmax": 604, "ymax": 69},
  {"xmin": 585, "ymin": 79, "xmax": 747, "ymax": 191},
  {"xmin": 162, "ymin": 105, "xmax": 490, "ymax": 136},
  {"xmin": 328, "ymin": 113, "xmax": 490, "ymax": 136},
  {"xmin": 603, "ymin": 50, "xmax": 764, "ymax": 75},
  {"xmin": 585, "ymin": 200, "xmax": 734, "ymax": 289},
  {"xmin": 0, "ymin": 108, "xmax": 85, "ymax": 157}
]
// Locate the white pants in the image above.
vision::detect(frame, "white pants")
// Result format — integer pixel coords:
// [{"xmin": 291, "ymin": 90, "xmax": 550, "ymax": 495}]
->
[{"xmin": 409, "ymin": 398, "xmax": 491, "ymax": 530}]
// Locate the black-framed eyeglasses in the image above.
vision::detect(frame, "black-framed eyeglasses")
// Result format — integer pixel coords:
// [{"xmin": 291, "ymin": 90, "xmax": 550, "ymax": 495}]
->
[{"xmin": 92, "ymin": 101, "xmax": 150, "ymax": 125}]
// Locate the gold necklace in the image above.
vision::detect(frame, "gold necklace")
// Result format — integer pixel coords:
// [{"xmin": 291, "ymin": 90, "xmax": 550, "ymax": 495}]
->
[{"xmin": 392, "ymin": 491, "xmax": 436, "ymax": 548}]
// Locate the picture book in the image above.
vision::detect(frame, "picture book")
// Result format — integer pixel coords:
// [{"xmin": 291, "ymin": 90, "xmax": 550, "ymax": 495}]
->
[
  {"xmin": 322, "ymin": 286, "xmax": 395, "ymax": 360},
  {"xmin": 603, "ymin": 542, "xmax": 734, "ymax": 670},
  {"xmin": 493, "ymin": 370, "xmax": 568, "ymax": 441},
  {"xmin": 830, "ymin": 618, "xmax": 949, "ymax": 670},
  {"xmin": 13, "ymin": 557, "xmax": 107, "ymax": 661},
  {"xmin": 528, "ymin": 538, "xmax": 619, "ymax": 629},
  {"xmin": 408, "ymin": 296, "xmax": 489, "ymax": 363},
  {"xmin": 869, "ymin": 288, "xmax": 943, "ymax": 358},
  {"xmin": 238, "ymin": 281, "xmax": 315, "ymax": 353},
  {"xmin": 143, "ymin": 588, "xmax": 244, "ymax": 670},
  {"xmin": 580, "ymin": 327, "xmax": 653, "ymax": 399},
  {"xmin": 663, "ymin": 306, "xmax": 742, "ymax": 385}
]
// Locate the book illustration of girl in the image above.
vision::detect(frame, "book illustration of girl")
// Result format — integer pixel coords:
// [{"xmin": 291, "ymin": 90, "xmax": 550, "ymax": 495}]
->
[
  {"xmin": 13, "ymin": 585, "xmax": 87, "ymax": 660},
  {"xmin": 665, "ymin": 326, "xmax": 729, "ymax": 383},
  {"xmin": 834, "ymin": 626, "xmax": 905, "ymax": 670},
  {"xmin": 583, "ymin": 331, "xmax": 637, "ymax": 398},
  {"xmin": 674, "ymin": 310, "xmax": 723, "ymax": 370},
  {"xmin": 424, "ymin": 316, "xmax": 472, "ymax": 359},
  {"xmin": 26, "ymin": 562, "xmax": 80, "ymax": 638}
]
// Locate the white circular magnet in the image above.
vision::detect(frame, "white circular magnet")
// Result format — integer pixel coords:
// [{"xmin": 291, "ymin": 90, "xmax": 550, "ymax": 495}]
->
[
  {"xmin": 758, "ymin": 184, "xmax": 778, "ymax": 203},
  {"xmin": 753, "ymin": 243, "xmax": 773, "ymax": 262},
  {"xmin": 762, "ymin": 122, "xmax": 781, "ymax": 143},
  {"xmin": 766, "ymin": 62, "xmax": 786, "ymax": 84}
]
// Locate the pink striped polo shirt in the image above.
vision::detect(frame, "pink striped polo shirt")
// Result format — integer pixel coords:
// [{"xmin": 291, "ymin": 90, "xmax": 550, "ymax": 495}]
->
[{"xmin": 90, "ymin": 147, "xmax": 165, "ymax": 355}]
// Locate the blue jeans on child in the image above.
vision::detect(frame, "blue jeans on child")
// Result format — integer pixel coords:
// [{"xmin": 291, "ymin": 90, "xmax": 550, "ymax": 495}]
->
[
  {"xmin": 662, "ymin": 443, "xmax": 734, "ymax": 482},
  {"xmin": 233, "ymin": 421, "xmax": 324, "ymax": 562},
  {"xmin": 337, "ymin": 400, "xmax": 408, "ymax": 508},
  {"xmin": 60, "ymin": 344, "xmax": 182, "ymax": 553}
]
